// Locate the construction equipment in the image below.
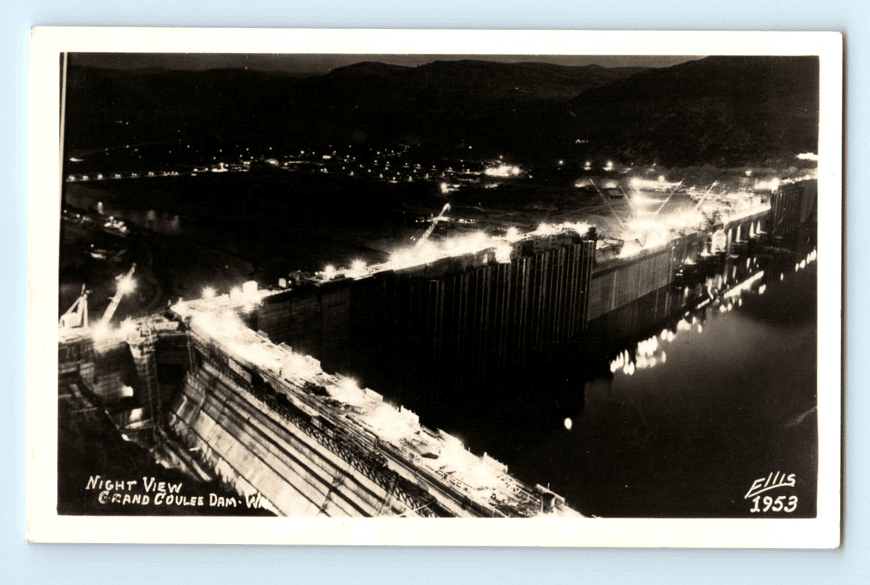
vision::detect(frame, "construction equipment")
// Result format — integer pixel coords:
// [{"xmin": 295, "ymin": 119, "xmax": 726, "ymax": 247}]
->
[
  {"xmin": 413, "ymin": 203, "xmax": 451, "ymax": 248},
  {"xmin": 589, "ymin": 179, "xmax": 628, "ymax": 231},
  {"xmin": 692, "ymin": 182, "xmax": 720, "ymax": 213},
  {"xmin": 59, "ymin": 285, "xmax": 89, "ymax": 329},
  {"xmin": 99, "ymin": 264, "xmax": 137, "ymax": 328}
]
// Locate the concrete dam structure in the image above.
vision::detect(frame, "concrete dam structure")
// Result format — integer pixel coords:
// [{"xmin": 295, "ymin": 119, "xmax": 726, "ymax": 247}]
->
[
  {"xmin": 251, "ymin": 229, "xmax": 597, "ymax": 397},
  {"xmin": 57, "ymin": 180, "xmax": 817, "ymax": 519},
  {"xmin": 587, "ymin": 206, "xmax": 771, "ymax": 342}
]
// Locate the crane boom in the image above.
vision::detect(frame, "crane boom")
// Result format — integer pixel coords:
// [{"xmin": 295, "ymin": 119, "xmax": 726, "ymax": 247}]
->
[
  {"xmin": 650, "ymin": 180, "xmax": 685, "ymax": 217},
  {"xmin": 692, "ymin": 182, "xmax": 719, "ymax": 212},
  {"xmin": 589, "ymin": 179, "xmax": 627, "ymax": 231},
  {"xmin": 99, "ymin": 264, "xmax": 136, "ymax": 328},
  {"xmin": 414, "ymin": 203, "xmax": 451, "ymax": 248}
]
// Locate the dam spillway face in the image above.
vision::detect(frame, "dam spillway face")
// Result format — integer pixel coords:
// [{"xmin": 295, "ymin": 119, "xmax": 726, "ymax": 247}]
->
[{"xmin": 165, "ymin": 313, "xmax": 569, "ymax": 518}]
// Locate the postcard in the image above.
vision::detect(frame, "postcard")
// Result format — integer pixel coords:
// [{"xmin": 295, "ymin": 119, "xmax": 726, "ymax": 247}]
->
[{"xmin": 28, "ymin": 28, "xmax": 842, "ymax": 546}]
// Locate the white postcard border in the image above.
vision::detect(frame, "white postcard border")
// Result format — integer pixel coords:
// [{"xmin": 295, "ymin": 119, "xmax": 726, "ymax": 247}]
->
[{"xmin": 27, "ymin": 28, "xmax": 843, "ymax": 547}]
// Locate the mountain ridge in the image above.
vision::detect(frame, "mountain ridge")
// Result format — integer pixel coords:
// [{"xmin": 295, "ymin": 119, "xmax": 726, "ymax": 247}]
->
[{"xmin": 63, "ymin": 56, "xmax": 818, "ymax": 167}]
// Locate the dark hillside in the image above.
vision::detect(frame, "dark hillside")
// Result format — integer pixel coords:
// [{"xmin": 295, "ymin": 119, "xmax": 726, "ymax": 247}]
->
[
  {"xmin": 63, "ymin": 60, "xmax": 648, "ymax": 155},
  {"xmin": 63, "ymin": 56, "xmax": 818, "ymax": 167},
  {"xmin": 564, "ymin": 56, "xmax": 819, "ymax": 165}
]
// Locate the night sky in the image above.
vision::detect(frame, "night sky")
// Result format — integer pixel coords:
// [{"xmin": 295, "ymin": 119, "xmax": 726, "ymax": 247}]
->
[{"xmin": 70, "ymin": 53, "xmax": 701, "ymax": 74}]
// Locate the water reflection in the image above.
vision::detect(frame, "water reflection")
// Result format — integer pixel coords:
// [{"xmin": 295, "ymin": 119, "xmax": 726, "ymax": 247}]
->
[
  {"xmin": 509, "ymin": 229, "xmax": 818, "ymax": 518},
  {"xmin": 609, "ymin": 243, "xmax": 817, "ymax": 378}
]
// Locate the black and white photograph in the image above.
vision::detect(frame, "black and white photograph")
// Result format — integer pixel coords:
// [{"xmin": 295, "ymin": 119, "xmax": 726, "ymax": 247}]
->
[{"xmin": 28, "ymin": 29, "xmax": 843, "ymax": 546}]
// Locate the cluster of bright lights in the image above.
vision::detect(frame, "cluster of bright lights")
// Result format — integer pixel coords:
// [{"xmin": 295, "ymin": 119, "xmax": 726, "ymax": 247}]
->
[
  {"xmin": 663, "ymin": 210, "xmax": 705, "ymax": 231},
  {"xmin": 171, "ymin": 282, "xmax": 256, "ymax": 316},
  {"xmin": 346, "ymin": 259, "xmax": 368, "ymax": 278},
  {"xmin": 90, "ymin": 323, "xmax": 113, "ymax": 343},
  {"xmin": 609, "ymin": 319, "xmax": 690, "ymax": 375},
  {"xmin": 614, "ymin": 190, "xmax": 770, "ymax": 257},
  {"xmin": 388, "ymin": 232, "xmax": 493, "ymax": 270},
  {"xmin": 629, "ymin": 177, "xmax": 681, "ymax": 191},
  {"xmin": 532, "ymin": 221, "xmax": 591, "ymax": 238},
  {"xmin": 722, "ymin": 203, "xmax": 772, "ymax": 225},
  {"xmin": 116, "ymin": 276, "xmax": 136, "ymax": 295},
  {"xmin": 171, "ymin": 300, "xmax": 190, "ymax": 317},
  {"xmin": 316, "ymin": 259, "xmax": 372, "ymax": 281},
  {"xmin": 782, "ymin": 170, "xmax": 818, "ymax": 184},
  {"xmin": 494, "ymin": 243, "xmax": 513, "ymax": 264},
  {"xmin": 323, "ymin": 375, "xmax": 366, "ymax": 408},
  {"xmin": 119, "ymin": 318, "xmax": 137, "ymax": 338},
  {"xmin": 380, "ymin": 222, "xmax": 593, "ymax": 272},
  {"xmin": 794, "ymin": 249, "xmax": 818, "ymax": 272},
  {"xmin": 321, "ymin": 265, "xmax": 337, "ymax": 280},
  {"xmin": 90, "ymin": 318, "xmax": 138, "ymax": 346},
  {"xmin": 636, "ymin": 352, "xmax": 666, "ymax": 371},
  {"xmin": 724, "ymin": 271, "xmax": 765, "ymax": 299},
  {"xmin": 797, "ymin": 152, "xmax": 819, "ymax": 161},
  {"xmin": 484, "ymin": 164, "xmax": 521, "ymax": 177},
  {"xmin": 610, "ymin": 350, "xmax": 635, "ymax": 375},
  {"xmin": 754, "ymin": 178, "xmax": 781, "ymax": 192}
]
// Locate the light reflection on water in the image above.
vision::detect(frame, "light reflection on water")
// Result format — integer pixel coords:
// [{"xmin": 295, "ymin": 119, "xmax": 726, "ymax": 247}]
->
[{"xmin": 509, "ymin": 241, "xmax": 818, "ymax": 518}]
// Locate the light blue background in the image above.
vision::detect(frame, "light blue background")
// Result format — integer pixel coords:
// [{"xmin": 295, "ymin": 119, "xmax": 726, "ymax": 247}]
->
[{"xmin": 3, "ymin": 2, "xmax": 867, "ymax": 583}]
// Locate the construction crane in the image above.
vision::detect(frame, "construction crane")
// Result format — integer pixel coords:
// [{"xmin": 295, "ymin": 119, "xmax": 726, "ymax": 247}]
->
[
  {"xmin": 692, "ymin": 181, "xmax": 720, "ymax": 213},
  {"xmin": 649, "ymin": 180, "xmax": 685, "ymax": 217},
  {"xmin": 412, "ymin": 203, "xmax": 451, "ymax": 248},
  {"xmin": 59, "ymin": 285, "xmax": 89, "ymax": 329},
  {"xmin": 589, "ymin": 179, "xmax": 627, "ymax": 232},
  {"xmin": 689, "ymin": 182, "xmax": 721, "ymax": 229},
  {"xmin": 99, "ymin": 263, "xmax": 137, "ymax": 328}
]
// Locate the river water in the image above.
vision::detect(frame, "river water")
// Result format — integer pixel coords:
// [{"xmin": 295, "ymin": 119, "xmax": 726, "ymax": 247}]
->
[{"xmin": 505, "ymin": 236, "xmax": 818, "ymax": 518}]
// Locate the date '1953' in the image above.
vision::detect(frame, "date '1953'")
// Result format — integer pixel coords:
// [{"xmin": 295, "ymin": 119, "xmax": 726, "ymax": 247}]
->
[{"xmin": 744, "ymin": 472, "xmax": 799, "ymax": 514}]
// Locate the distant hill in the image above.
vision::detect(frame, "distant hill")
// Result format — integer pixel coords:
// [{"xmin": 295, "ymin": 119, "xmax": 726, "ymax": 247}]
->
[
  {"xmin": 563, "ymin": 56, "xmax": 820, "ymax": 166},
  {"xmin": 63, "ymin": 60, "xmax": 647, "ymax": 154},
  {"xmin": 282, "ymin": 60, "xmax": 652, "ymax": 155},
  {"xmin": 63, "ymin": 56, "xmax": 819, "ymax": 167}
]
